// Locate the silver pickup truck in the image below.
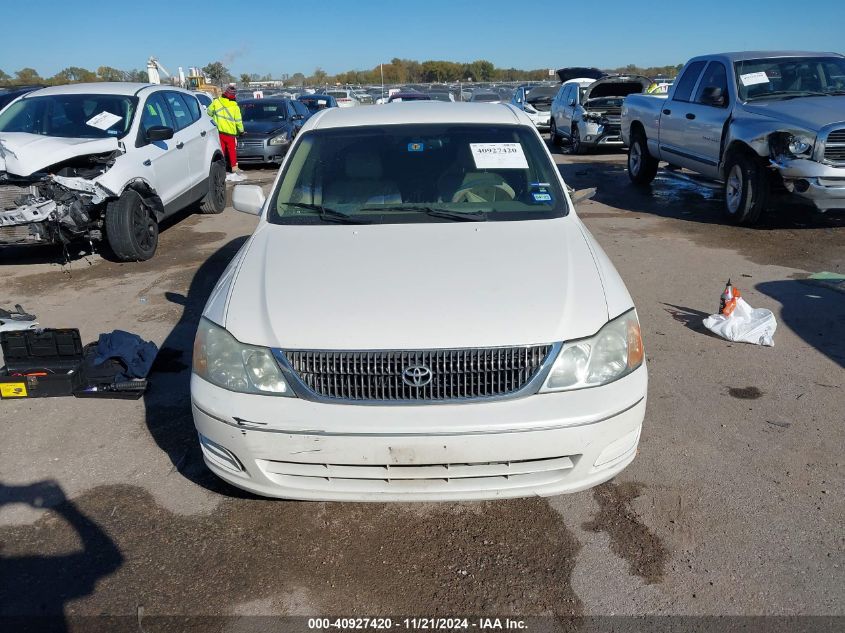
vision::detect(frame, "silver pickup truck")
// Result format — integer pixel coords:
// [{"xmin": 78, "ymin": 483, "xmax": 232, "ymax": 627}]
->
[{"xmin": 621, "ymin": 51, "xmax": 845, "ymax": 224}]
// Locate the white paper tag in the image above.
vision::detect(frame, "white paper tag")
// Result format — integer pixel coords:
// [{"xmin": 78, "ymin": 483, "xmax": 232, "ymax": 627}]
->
[
  {"xmin": 469, "ymin": 143, "xmax": 529, "ymax": 169},
  {"xmin": 86, "ymin": 111, "xmax": 122, "ymax": 131},
  {"xmin": 739, "ymin": 72, "xmax": 770, "ymax": 87}
]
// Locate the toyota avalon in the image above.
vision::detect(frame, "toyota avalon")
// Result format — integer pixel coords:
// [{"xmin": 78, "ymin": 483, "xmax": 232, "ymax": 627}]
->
[{"xmin": 191, "ymin": 102, "xmax": 647, "ymax": 501}]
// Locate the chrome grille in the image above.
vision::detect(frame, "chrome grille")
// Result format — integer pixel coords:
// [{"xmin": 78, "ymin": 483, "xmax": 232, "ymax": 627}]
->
[
  {"xmin": 238, "ymin": 138, "xmax": 265, "ymax": 148},
  {"xmin": 283, "ymin": 345, "xmax": 553, "ymax": 402},
  {"xmin": 824, "ymin": 129, "xmax": 845, "ymax": 163}
]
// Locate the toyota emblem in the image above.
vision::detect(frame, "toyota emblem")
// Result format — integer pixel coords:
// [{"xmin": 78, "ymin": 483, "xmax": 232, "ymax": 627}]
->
[{"xmin": 402, "ymin": 364, "xmax": 433, "ymax": 388}]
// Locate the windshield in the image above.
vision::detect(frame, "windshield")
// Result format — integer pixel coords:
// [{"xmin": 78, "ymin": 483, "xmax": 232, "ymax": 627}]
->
[
  {"xmin": 735, "ymin": 56, "xmax": 845, "ymax": 100},
  {"xmin": 268, "ymin": 123, "xmax": 568, "ymax": 225},
  {"xmin": 326, "ymin": 91, "xmax": 350, "ymax": 99},
  {"xmin": 241, "ymin": 102, "xmax": 287, "ymax": 121},
  {"xmin": 0, "ymin": 94, "xmax": 136, "ymax": 138},
  {"xmin": 299, "ymin": 97, "xmax": 332, "ymax": 112},
  {"xmin": 526, "ymin": 87, "xmax": 556, "ymax": 101}
]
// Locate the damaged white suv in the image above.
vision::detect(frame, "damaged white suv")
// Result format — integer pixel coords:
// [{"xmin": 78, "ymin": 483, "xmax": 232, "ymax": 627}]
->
[{"xmin": 0, "ymin": 83, "xmax": 226, "ymax": 260}]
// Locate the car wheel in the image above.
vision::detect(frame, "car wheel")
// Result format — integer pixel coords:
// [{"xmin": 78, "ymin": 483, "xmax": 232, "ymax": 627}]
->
[
  {"xmin": 627, "ymin": 132, "xmax": 659, "ymax": 185},
  {"xmin": 723, "ymin": 152, "xmax": 768, "ymax": 225},
  {"xmin": 549, "ymin": 120, "xmax": 561, "ymax": 147},
  {"xmin": 105, "ymin": 190, "xmax": 159, "ymax": 261},
  {"xmin": 200, "ymin": 160, "xmax": 226, "ymax": 215},
  {"xmin": 571, "ymin": 125, "xmax": 588, "ymax": 155}
]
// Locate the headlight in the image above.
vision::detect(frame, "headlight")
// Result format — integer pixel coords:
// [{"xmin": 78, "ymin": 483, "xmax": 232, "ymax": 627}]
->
[
  {"xmin": 192, "ymin": 318, "xmax": 293, "ymax": 396},
  {"xmin": 540, "ymin": 309, "xmax": 644, "ymax": 392},
  {"xmin": 582, "ymin": 112, "xmax": 603, "ymax": 122},
  {"xmin": 524, "ymin": 102, "xmax": 538, "ymax": 113},
  {"xmin": 787, "ymin": 135, "xmax": 813, "ymax": 156},
  {"xmin": 771, "ymin": 131, "xmax": 814, "ymax": 158},
  {"xmin": 269, "ymin": 132, "xmax": 289, "ymax": 145}
]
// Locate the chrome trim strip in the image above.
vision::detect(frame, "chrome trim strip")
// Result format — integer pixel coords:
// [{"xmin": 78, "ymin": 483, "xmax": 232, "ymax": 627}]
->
[
  {"xmin": 271, "ymin": 342, "xmax": 562, "ymax": 406},
  {"xmin": 191, "ymin": 396, "xmax": 645, "ymax": 437}
]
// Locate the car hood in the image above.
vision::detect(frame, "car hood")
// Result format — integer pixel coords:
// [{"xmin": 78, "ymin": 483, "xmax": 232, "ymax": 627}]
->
[
  {"xmin": 217, "ymin": 218, "xmax": 612, "ymax": 350},
  {"xmin": 739, "ymin": 96, "xmax": 845, "ymax": 132},
  {"xmin": 584, "ymin": 76, "xmax": 651, "ymax": 101},
  {"xmin": 0, "ymin": 132, "xmax": 120, "ymax": 177},
  {"xmin": 242, "ymin": 120, "xmax": 289, "ymax": 136}
]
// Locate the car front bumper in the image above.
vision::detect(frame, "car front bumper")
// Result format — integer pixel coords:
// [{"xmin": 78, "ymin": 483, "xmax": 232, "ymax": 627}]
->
[
  {"xmin": 527, "ymin": 112, "xmax": 551, "ymax": 130},
  {"xmin": 190, "ymin": 366, "xmax": 647, "ymax": 501},
  {"xmin": 772, "ymin": 158, "xmax": 845, "ymax": 211}
]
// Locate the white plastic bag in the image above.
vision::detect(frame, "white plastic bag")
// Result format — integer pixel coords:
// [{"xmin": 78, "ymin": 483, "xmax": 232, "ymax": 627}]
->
[{"xmin": 702, "ymin": 297, "xmax": 777, "ymax": 346}]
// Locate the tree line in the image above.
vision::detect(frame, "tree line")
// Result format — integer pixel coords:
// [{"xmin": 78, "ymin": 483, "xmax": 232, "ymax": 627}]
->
[{"xmin": 0, "ymin": 59, "xmax": 683, "ymax": 89}]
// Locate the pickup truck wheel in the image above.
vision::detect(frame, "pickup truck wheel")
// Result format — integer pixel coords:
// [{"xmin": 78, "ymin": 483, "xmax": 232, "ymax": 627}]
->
[
  {"xmin": 105, "ymin": 190, "xmax": 159, "ymax": 261},
  {"xmin": 627, "ymin": 133, "xmax": 658, "ymax": 185},
  {"xmin": 199, "ymin": 160, "xmax": 226, "ymax": 214},
  {"xmin": 723, "ymin": 154, "xmax": 768, "ymax": 225},
  {"xmin": 549, "ymin": 121, "xmax": 562, "ymax": 147}
]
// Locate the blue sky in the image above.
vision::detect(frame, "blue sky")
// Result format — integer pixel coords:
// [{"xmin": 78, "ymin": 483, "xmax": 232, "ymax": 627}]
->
[{"xmin": 4, "ymin": 0, "xmax": 844, "ymax": 77}]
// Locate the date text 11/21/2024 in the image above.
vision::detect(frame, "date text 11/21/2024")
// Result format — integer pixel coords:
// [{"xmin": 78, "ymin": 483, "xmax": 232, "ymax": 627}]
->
[{"xmin": 307, "ymin": 617, "xmax": 528, "ymax": 630}]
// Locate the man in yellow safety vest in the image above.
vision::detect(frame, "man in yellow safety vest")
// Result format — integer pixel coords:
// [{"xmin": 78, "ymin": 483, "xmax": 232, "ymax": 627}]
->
[{"xmin": 207, "ymin": 87, "xmax": 244, "ymax": 172}]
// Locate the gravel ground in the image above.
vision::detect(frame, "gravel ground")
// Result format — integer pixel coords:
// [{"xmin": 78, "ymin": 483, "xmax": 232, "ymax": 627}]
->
[{"xmin": 0, "ymin": 150, "xmax": 842, "ymax": 632}]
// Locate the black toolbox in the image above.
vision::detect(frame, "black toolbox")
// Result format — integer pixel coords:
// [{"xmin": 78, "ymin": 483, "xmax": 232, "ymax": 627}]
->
[{"xmin": 0, "ymin": 329, "xmax": 83, "ymax": 399}]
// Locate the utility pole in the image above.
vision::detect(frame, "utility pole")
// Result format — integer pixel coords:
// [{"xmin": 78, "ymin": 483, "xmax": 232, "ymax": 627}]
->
[{"xmin": 380, "ymin": 63, "xmax": 384, "ymax": 102}]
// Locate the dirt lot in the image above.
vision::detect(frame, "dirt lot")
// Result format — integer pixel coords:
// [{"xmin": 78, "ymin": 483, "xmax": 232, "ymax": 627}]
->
[{"xmin": 1, "ymin": 149, "xmax": 843, "ymax": 632}]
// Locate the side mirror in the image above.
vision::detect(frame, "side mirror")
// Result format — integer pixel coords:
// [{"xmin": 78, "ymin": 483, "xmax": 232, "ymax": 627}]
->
[
  {"xmin": 145, "ymin": 125, "xmax": 174, "ymax": 142},
  {"xmin": 701, "ymin": 86, "xmax": 726, "ymax": 107},
  {"xmin": 568, "ymin": 99, "xmax": 577, "ymax": 107},
  {"xmin": 292, "ymin": 114, "xmax": 304, "ymax": 121},
  {"xmin": 232, "ymin": 184, "xmax": 265, "ymax": 216}
]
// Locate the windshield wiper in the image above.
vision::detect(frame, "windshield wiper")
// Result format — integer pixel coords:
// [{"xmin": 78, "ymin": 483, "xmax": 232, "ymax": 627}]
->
[
  {"xmin": 364, "ymin": 205, "xmax": 489, "ymax": 222},
  {"xmin": 746, "ymin": 90, "xmax": 830, "ymax": 101},
  {"xmin": 279, "ymin": 202, "xmax": 371, "ymax": 224}
]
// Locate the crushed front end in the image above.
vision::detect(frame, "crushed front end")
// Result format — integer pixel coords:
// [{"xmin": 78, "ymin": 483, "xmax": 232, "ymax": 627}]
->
[{"xmin": 0, "ymin": 154, "xmax": 117, "ymax": 247}]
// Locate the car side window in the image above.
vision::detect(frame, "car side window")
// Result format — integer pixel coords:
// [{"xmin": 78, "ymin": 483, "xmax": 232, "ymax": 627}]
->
[
  {"xmin": 140, "ymin": 93, "xmax": 174, "ymax": 137},
  {"xmin": 694, "ymin": 62, "xmax": 729, "ymax": 106},
  {"xmin": 673, "ymin": 60, "xmax": 708, "ymax": 102},
  {"xmin": 164, "ymin": 92, "xmax": 193, "ymax": 131},
  {"xmin": 182, "ymin": 93, "xmax": 202, "ymax": 122}
]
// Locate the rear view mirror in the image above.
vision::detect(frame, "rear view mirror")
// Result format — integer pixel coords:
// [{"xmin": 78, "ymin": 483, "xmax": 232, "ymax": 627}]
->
[
  {"xmin": 145, "ymin": 125, "xmax": 174, "ymax": 142},
  {"xmin": 701, "ymin": 86, "xmax": 726, "ymax": 107},
  {"xmin": 232, "ymin": 184, "xmax": 266, "ymax": 216}
]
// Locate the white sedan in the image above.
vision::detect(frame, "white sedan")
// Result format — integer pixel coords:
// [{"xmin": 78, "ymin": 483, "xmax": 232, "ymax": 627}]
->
[{"xmin": 191, "ymin": 102, "xmax": 647, "ymax": 501}]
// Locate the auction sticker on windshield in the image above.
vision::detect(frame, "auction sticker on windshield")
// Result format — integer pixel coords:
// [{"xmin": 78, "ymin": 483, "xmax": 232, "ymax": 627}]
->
[
  {"xmin": 739, "ymin": 72, "xmax": 770, "ymax": 87},
  {"xmin": 86, "ymin": 111, "xmax": 123, "ymax": 130},
  {"xmin": 470, "ymin": 143, "xmax": 529, "ymax": 169}
]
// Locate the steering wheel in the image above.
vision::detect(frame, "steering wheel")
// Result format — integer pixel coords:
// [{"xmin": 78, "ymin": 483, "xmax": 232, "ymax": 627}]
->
[{"xmin": 451, "ymin": 182, "xmax": 516, "ymax": 204}]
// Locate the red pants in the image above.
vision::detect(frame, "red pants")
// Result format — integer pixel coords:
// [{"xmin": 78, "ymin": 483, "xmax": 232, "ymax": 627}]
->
[{"xmin": 219, "ymin": 133, "xmax": 237, "ymax": 170}]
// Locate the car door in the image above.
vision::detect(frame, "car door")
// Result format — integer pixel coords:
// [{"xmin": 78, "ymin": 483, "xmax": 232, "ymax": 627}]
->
[
  {"xmin": 560, "ymin": 85, "xmax": 576, "ymax": 134},
  {"xmin": 552, "ymin": 85, "xmax": 566, "ymax": 129},
  {"xmin": 165, "ymin": 91, "xmax": 207, "ymax": 188},
  {"xmin": 656, "ymin": 60, "xmax": 708, "ymax": 171},
  {"xmin": 135, "ymin": 91, "xmax": 190, "ymax": 209},
  {"xmin": 681, "ymin": 62, "xmax": 732, "ymax": 177}
]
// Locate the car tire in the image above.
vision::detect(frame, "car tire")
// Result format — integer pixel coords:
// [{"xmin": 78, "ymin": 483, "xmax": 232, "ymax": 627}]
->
[
  {"xmin": 571, "ymin": 125, "xmax": 588, "ymax": 155},
  {"xmin": 627, "ymin": 131, "xmax": 659, "ymax": 185},
  {"xmin": 723, "ymin": 152, "xmax": 768, "ymax": 225},
  {"xmin": 105, "ymin": 190, "xmax": 159, "ymax": 261},
  {"xmin": 199, "ymin": 160, "xmax": 226, "ymax": 215},
  {"xmin": 549, "ymin": 120, "xmax": 562, "ymax": 147}
]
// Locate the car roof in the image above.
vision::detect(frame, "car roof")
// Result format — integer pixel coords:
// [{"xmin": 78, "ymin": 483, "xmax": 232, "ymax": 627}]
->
[
  {"xmin": 695, "ymin": 51, "xmax": 843, "ymax": 63},
  {"xmin": 306, "ymin": 102, "xmax": 524, "ymax": 130},
  {"xmin": 21, "ymin": 82, "xmax": 198, "ymax": 98}
]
